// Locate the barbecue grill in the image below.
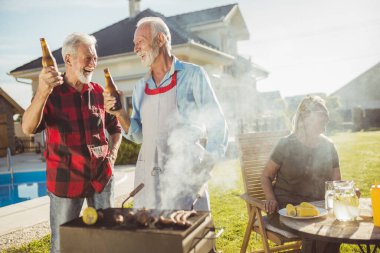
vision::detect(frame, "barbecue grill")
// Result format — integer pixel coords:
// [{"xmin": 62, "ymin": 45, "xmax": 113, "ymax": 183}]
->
[{"xmin": 60, "ymin": 208, "xmax": 222, "ymax": 253}]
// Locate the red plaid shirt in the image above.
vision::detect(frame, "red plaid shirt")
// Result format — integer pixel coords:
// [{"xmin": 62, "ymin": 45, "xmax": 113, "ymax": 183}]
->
[{"xmin": 34, "ymin": 80, "xmax": 121, "ymax": 198}]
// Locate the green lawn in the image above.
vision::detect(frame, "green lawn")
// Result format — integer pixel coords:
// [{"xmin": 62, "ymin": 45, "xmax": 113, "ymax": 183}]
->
[{"xmin": 4, "ymin": 131, "xmax": 380, "ymax": 253}]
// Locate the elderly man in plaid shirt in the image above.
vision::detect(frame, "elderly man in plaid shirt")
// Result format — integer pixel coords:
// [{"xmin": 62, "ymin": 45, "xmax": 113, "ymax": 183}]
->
[{"xmin": 22, "ymin": 33, "xmax": 122, "ymax": 253}]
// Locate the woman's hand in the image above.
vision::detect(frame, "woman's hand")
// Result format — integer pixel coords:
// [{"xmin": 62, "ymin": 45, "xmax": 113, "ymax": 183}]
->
[{"xmin": 264, "ymin": 199, "xmax": 279, "ymax": 214}]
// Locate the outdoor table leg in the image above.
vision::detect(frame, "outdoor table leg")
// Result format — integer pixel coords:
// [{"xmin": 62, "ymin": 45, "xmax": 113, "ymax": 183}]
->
[
  {"xmin": 311, "ymin": 240, "xmax": 316, "ymax": 253},
  {"xmin": 358, "ymin": 243, "xmax": 379, "ymax": 253}
]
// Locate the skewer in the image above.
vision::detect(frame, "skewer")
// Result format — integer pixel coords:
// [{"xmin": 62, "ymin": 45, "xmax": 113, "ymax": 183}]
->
[{"xmin": 121, "ymin": 183, "xmax": 145, "ymax": 208}]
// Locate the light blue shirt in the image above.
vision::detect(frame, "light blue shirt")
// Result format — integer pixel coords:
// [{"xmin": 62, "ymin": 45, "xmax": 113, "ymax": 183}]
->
[{"xmin": 124, "ymin": 57, "xmax": 228, "ymax": 157}]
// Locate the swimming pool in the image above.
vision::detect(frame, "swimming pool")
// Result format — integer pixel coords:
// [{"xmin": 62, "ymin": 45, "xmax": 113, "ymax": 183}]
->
[{"xmin": 0, "ymin": 171, "xmax": 46, "ymax": 207}]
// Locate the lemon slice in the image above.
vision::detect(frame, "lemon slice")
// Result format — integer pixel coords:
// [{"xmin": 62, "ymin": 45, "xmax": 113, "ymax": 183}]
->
[{"xmin": 82, "ymin": 207, "xmax": 98, "ymax": 225}]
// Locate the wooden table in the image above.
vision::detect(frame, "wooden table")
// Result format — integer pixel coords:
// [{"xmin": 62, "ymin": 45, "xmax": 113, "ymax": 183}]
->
[{"xmin": 279, "ymin": 199, "xmax": 380, "ymax": 253}]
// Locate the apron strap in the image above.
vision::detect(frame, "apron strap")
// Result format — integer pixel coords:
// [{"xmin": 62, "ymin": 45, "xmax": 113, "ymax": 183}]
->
[{"xmin": 145, "ymin": 72, "xmax": 177, "ymax": 95}]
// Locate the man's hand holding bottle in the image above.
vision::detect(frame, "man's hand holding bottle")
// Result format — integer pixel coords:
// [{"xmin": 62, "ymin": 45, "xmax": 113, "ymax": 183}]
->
[{"xmin": 37, "ymin": 66, "xmax": 63, "ymax": 97}]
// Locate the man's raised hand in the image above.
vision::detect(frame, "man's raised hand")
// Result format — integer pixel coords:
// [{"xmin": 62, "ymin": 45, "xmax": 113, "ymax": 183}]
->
[{"xmin": 38, "ymin": 66, "xmax": 63, "ymax": 96}]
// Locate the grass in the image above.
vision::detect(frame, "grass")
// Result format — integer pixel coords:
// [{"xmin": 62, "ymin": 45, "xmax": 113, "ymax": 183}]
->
[
  {"xmin": 333, "ymin": 131, "xmax": 380, "ymax": 197},
  {"xmin": 3, "ymin": 131, "xmax": 380, "ymax": 253},
  {"xmin": 3, "ymin": 236, "xmax": 50, "ymax": 253}
]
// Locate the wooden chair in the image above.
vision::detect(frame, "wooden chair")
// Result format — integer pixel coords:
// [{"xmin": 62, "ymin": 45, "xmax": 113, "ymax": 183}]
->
[{"xmin": 237, "ymin": 131, "xmax": 302, "ymax": 253}]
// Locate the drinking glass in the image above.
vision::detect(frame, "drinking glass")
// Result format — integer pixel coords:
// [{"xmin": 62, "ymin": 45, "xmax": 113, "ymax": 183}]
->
[{"xmin": 325, "ymin": 181, "xmax": 334, "ymax": 210}]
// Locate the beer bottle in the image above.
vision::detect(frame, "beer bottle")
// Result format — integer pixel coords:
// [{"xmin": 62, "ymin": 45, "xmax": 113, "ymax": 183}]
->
[
  {"xmin": 104, "ymin": 68, "xmax": 122, "ymax": 111},
  {"xmin": 40, "ymin": 38, "xmax": 58, "ymax": 70}
]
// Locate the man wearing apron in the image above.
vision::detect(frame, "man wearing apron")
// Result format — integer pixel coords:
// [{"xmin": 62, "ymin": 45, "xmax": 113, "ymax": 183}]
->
[{"xmin": 104, "ymin": 17, "xmax": 228, "ymax": 211}]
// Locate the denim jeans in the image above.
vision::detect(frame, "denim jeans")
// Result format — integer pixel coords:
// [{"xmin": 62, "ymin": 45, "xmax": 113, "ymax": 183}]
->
[{"xmin": 48, "ymin": 175, "xmax": 114, "ymax": 253}]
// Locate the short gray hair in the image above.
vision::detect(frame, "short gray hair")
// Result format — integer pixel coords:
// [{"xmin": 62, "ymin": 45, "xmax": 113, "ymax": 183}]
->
[
  {"xmin": 61, "ymin": 32, "xmax": 97, "ymax": 58},
  {"xmin": 137, "ymin": 17, "xmax": 172, "ymax": 51}
]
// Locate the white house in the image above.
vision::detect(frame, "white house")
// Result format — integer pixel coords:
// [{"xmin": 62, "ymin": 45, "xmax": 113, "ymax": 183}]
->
[
  {"xmin": 330, "ymin": 61, "xmax": 380, "ymax": 129},
  {"xmin": 10, "ymin": 2, "xmax": 268, "ymax": 143}
]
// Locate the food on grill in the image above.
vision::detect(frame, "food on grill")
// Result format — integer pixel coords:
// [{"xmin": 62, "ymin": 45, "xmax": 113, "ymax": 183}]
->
[
  {"xmin": 180, "ymin": 210, "xmax": 197, "ymax": 226},
  {"xmin": 125, "ymin": 210, "xmax": 135, "ymax": 222},
  {"xmin": 120, "ymin": 209, "xmax": 151, "ymax": 226},
  {"xmin": 158, "ymin": 216, "xmax": 175, "ymax": 225},
  {"xmin": 135, "ymin": 208, "xmax": 152, "ymax": 227},
  {"xmin": 113, "ymin": 213, "xmax": 125, "ymax": 225},
  {"xmin": 97, "ymin": 209, "xmax": 104, "ymax": 220},
  {"xmin": 174, "ymin": 210, "xmax": 185, "ymax": 224},
  {"xmin": 82, "ymin": 207, "xmax": 98, "ymax": 225},
  {"xmin": 81, "ymin": 207, "xmax": 199, "ymax": 228},
  {"xmin": 286, "ymin": 202, "xmax": 320, "ymax": 217},
  {"xmin": 158, "ymin": 210, "xmax": 197, "ymax": 227},
  {"xmin": 286, "ymin": 204, "xmax": 297, "ymax": 217},
  {"xmin": 169, "ymin": 210, "xmax": 178, "ymax": 223}
]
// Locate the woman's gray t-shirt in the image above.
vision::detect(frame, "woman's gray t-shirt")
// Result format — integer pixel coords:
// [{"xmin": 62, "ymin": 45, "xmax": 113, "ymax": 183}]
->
[{"xmin": 271, "ymin": 133, "xmax": 339, "ymax": 208}]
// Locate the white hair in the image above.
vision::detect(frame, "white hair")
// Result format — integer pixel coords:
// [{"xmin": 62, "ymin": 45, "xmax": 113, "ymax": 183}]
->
[
  {"xmin": 61, "ymin": 32, "xmax": 97, "ymax": 58},
  {"xmin": 137, "ymin": 17, "xmax": 172, "ymax": 51}
]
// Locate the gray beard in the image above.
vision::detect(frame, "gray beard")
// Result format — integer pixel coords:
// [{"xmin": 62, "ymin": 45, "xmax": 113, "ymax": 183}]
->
[
  {"xmin": 77, "ymin": 70, "xmax": 92, "ymax": 84},
  {"xmin": 142, "ymin": 47, "xmax": 159, "ymax": 67}
]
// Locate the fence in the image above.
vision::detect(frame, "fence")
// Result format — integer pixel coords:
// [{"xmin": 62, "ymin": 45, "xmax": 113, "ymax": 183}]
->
[
  {"xmin": 15, "ymin": 136, "xmax": 38, "ymax": 153},
  {"xmin": 352, "ymin": 107, "xmax": 380, "ymax": 131},
  {"xmin": 238, "ymin": 116, "xmax": 288, "ymax": 134}
]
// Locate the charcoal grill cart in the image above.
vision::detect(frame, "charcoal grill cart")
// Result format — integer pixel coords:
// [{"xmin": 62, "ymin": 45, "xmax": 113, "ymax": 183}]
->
[{"xmin": 60, "ymin": 208, "xmax": 221, "ymax": 253}]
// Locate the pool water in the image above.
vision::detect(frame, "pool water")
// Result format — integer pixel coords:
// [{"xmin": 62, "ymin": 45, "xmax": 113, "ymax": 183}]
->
[{"xmin": 0, "ymin": 171, "xmax": 46, "ymax": 207}]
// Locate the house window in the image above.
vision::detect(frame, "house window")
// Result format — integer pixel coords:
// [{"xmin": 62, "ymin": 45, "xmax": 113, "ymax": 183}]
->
[{"xmin": 125, "ymin": 96, "xmax": 133, "ymax": 116}]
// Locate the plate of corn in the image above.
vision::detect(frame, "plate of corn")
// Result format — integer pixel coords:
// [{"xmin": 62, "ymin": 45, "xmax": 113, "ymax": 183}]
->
[{"xmin": 278, "ymin": 202, "xmax": 328, "ymax": 219}]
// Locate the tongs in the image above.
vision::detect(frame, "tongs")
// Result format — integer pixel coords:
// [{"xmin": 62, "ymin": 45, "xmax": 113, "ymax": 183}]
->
[{"xmin": 121, "ymin": 183, "xmax": 144, "ymax": 208}]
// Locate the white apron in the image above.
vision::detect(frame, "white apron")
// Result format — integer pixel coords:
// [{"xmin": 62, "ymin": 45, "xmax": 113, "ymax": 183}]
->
[{"xmin": 134, "ymin": 72, "xmax": 210, "ymax": 211}]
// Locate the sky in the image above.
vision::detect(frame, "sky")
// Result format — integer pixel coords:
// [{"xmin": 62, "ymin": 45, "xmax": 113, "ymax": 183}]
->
[{"xmin": 0, "ymin": 0, "xmax": 379, "ymax": 109}]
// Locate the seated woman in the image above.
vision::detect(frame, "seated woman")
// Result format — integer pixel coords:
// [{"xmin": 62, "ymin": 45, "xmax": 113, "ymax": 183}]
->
[{"xmin": 261, "ymin": 95, "xmax": 341, "ymax": 253}]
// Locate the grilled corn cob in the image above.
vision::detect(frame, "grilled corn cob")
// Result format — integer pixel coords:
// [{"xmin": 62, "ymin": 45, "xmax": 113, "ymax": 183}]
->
[
  {"xmin": 299, "ymin": 202, "xmax": 317, "ymax": 209},
  {"xmin": 296, "ymin": 206, "xmax": 320, "ymax": 217},
  {"xmin": 286, "ymin": 204, "xmax": 297, "ymax": 217}
]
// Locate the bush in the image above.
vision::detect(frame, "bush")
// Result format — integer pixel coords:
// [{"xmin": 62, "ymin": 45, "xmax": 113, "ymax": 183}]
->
[{"xmin": 115, "ymin": 138, "xmax": 141, "ymax": 165}]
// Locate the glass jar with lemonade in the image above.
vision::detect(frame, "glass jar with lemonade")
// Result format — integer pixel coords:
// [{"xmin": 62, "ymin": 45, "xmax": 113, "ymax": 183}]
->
[{"xmin": 333, "ymin": 180, "xmax": 359, "ymax": 221}]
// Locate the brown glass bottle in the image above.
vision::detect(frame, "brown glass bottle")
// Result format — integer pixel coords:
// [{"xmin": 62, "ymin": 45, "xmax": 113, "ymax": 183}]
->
[
  {"xmin": 104, "ymin": 68, "xmax": 122, "ymax": 111},
  {"xmin": 40, "ymin": 38, "xmax": 57, "ymax": 69}
]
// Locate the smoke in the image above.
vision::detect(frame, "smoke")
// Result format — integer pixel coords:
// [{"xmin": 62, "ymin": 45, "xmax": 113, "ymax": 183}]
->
[
  {"xmin": 208, "ymin": 159, "xmax": 240, "ymax": 193},
  {"xmin": 155, "ymin": 66, "xmax": 260, "ymax": 210},
  {"xmin": 158, "ymin": 122, "xmax": 208, "ymax": 210},
  {"xmin": 208, "ymin": 67, "xmax": 268, "ymax": 134}
]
